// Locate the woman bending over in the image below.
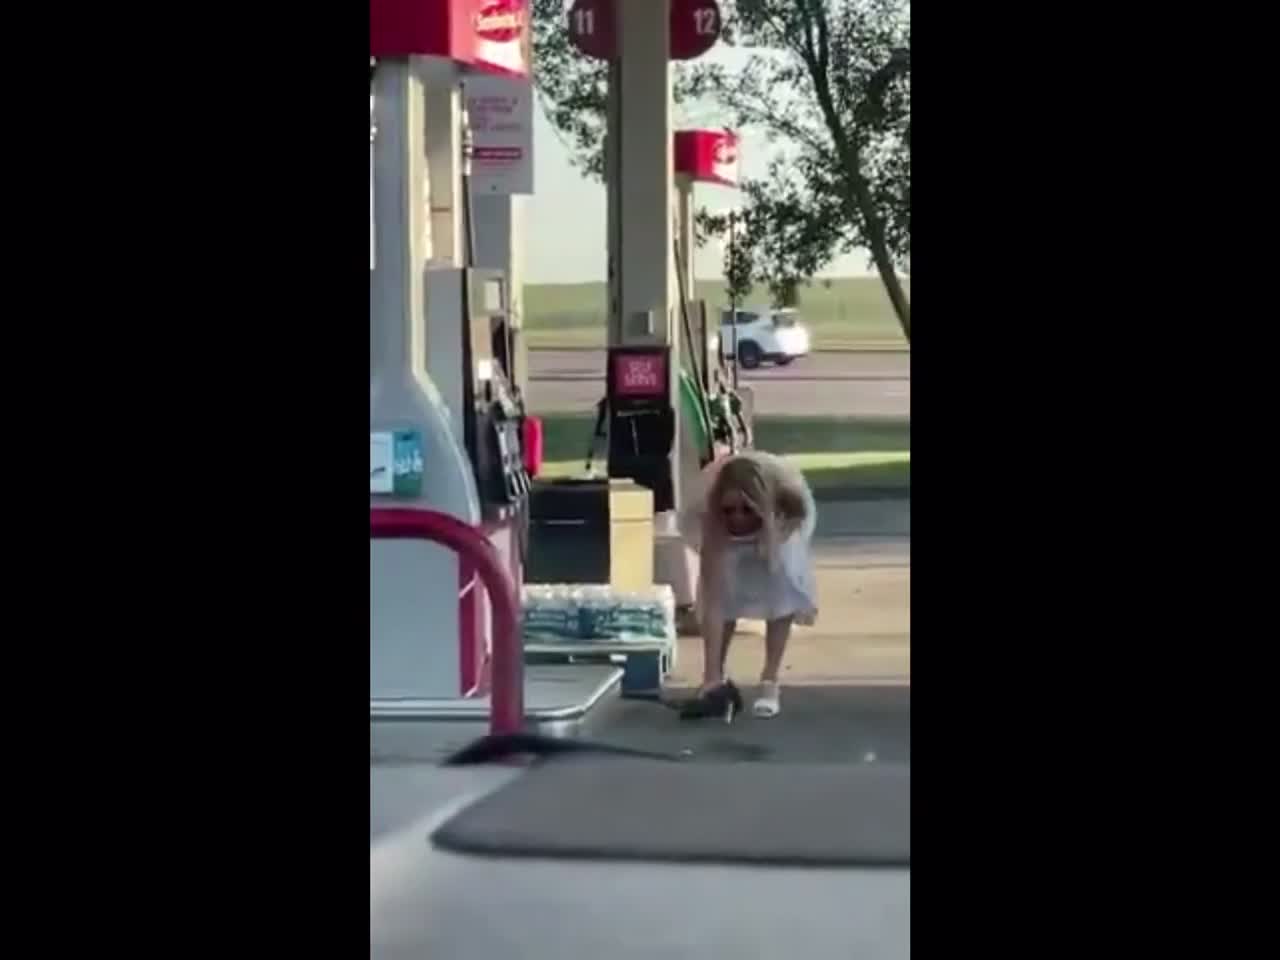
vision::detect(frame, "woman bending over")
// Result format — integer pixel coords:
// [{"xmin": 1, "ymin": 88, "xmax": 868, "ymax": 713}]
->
[{"xmin": 679, "ymin": 450, "xmax": 818, "ymax": 719}]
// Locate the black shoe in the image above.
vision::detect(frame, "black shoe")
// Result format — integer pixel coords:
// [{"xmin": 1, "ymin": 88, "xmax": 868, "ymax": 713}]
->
[{"xmin": 678, "ymin": 681, "xmax": 744, "ymax": 723}]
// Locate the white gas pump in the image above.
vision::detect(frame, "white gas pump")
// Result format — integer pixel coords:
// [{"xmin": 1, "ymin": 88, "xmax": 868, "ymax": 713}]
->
[
  {"xmin": 369, "ymin": 1, "xmax": 534, "ymax": 706},
  {"xmin": 370, "ymin": 57, "xmax": 487, "ymax": 701}
]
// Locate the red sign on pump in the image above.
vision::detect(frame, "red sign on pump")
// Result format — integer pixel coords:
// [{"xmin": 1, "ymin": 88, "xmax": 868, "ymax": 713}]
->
[
  {"xmin": 674, "ymin": 129, "xmax": 739, "ymax": 187},
  {"xmin": 612, "ymin": 351, "xmax": 668, "ymax": 398}
]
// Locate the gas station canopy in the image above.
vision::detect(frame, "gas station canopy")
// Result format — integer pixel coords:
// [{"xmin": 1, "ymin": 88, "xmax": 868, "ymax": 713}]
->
[{"xmin": 371, "ymin": 0, "xmax": 532, "ymax": 75}]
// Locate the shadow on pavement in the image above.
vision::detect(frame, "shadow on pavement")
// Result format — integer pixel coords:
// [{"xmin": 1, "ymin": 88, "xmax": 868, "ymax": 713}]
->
[{"xmin": 585, "ymin": 685, "xmax": 910, "ymax": 765}]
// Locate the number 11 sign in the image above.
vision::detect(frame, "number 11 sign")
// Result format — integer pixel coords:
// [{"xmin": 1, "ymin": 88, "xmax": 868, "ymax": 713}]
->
[
  {"xmin": 567, "ymin": 0, "xmax": 614, "ymax": 60},
  {"xmin": 567, "ymin": 0, "xmax": 721, "ymax": 62}
]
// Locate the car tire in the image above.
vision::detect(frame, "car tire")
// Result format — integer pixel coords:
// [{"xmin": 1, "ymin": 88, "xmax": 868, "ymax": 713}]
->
[{"xmin": 738, "ymin": 341, "xmax": 763, "ymax": 369}]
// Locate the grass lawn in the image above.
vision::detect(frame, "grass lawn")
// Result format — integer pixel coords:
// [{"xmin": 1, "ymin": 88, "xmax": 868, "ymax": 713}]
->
[
  {"xmin": 523, "ymin": 276, "xmax": 909, "ymax": 351},
  {"xmin": 537, "ymin": 413, "xmax": 910, "ymax": 498}
]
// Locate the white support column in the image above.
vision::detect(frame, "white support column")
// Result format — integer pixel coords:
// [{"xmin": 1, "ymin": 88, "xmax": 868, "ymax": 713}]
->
[
  {"xmin": 614, "ymin": 0, "xmax": 675, "ymax": 349},
  {"xmin": 422, "ymin": 57, "xmax": 464, "ymax": 267},
  {"xmin": 675, "ymin": 173, "xmax": 695, "ymax": 306},
  {"xmin": 605, "ymin": 59, "xmax": 622, "ymax": 346},
  {"xmin": 608, "ymin": 0, "xmax": 698, "ymax": 606},
  {"xmin": 510, "ymin": 196, "xmax": 526, "ymax": 334},
  {"xmin": 371, "ymin": 62, "xmax": 429, "ymax": 381},
  {"xmin": 473, "ymin": 194, "xmax": 528, "ymax": 395}
]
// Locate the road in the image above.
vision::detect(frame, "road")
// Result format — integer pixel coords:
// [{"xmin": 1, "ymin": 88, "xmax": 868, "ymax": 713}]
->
[{"xmin": 526, "ymin": 349, "xmax": 910, "ymax": 417}]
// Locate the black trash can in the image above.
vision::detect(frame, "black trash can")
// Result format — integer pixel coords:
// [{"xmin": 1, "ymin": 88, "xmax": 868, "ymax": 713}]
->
[{"xmin": 525, "ymin": 479, "xmax": 611, "ymax": 584}]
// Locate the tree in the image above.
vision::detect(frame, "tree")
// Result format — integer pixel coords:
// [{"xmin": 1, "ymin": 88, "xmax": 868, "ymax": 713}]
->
[
  {"xmin": 530, "ymin": 0, "xmax": 612, "ymax": 179},
  {"xmin": 696, "ymin": 3, "xmax": 909, "ymax": 337},
  {"xmin": 531, "ymin": 0, "xmax": 910, "ymax": 341}
]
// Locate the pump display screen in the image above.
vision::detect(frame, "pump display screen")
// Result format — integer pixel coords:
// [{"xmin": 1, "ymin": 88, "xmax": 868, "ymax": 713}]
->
[
  {"xmin": 612, "ymin": 351, "xmax": 667, "ymax": 398},
  {"xmin": 484, "ymin": 279, "xmax": 504, "ymax": 312}
]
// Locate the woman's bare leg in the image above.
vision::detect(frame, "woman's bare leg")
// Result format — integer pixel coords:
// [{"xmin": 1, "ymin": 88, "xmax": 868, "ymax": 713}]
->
[
  {"xmin": 701, "ymin": 620, "xmax": 737, "ymax": 690},
  {"xmin": 754, "ymin": 616, "xmax": 793, "ymax": 717},
  {"xmin": 761, "ymin": 616, "xmax": 792, "ymax": 682}
]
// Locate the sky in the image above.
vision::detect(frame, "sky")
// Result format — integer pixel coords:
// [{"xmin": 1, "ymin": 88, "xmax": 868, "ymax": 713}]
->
[{"xmin": 523, "ymin": 44, "xmax": 875, "ymax": 285}]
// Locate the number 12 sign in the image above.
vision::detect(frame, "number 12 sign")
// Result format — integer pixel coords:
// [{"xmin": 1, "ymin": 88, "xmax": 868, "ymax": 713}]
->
[
  {"xmin": 568, "ymin": 0, "xmax": 721, "ymax": 62},
  {"xmin": 670, "ymin": 0, "xmax": 721, "ymax": 59}
]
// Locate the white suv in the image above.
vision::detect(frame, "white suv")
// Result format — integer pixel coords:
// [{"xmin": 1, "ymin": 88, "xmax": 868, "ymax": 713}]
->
[{"xmin": 719, "ymin": 308, "xmax": 812, "ymax": 369}]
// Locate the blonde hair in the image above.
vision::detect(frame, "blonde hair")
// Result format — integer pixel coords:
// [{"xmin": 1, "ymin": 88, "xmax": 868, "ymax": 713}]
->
[
  {"xmin": 703, "ymin": 452, "xmax": 809, "ymax": 571},
  {"xmin": 709, "ymin": 456, "xmax": 778, "ymax": 567}
]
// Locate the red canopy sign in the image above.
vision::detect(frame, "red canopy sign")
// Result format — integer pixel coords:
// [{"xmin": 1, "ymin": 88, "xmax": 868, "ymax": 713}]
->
[
  {"xmin": 567, "ymin": 0, "xmax": 721, "ymax": 62},
  {"xmin": 674, "ymin": 129, "xmax": 739, "ymax": 187},
  {"xmin": 371, "ymin": 0, "xmax": 531, "ymax": 78}
]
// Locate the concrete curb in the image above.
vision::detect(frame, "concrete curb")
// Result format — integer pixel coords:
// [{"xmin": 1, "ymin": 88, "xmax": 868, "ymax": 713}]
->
[
  {"xmin": 814, "ymin": 498, "xmax": 910, "ymax": 538},
  {"xmin": 812, "ymin": 486, "xmax": 910, "ymax": 503}
]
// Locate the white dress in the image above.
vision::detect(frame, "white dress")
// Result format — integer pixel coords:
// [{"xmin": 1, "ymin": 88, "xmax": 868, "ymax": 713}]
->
[{"xmin": 680, "ymin": 452, "xmax": 819, "ymax": 625}]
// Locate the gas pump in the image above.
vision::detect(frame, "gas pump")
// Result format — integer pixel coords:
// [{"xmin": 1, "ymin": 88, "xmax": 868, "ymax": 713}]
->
[
  {"xmin": 370, "ymin": 60, "xmax": 488, "ymax": 703},
  {"xmin": 673, "ymin": 128, "xmax": 751, "ymax": 456},
  {"xmin": 463, "ymin": 270, "xmax": 529, "ymax": 508},
  {"xmin": 370, "ymin": 0, "xmax": 532, "ymax": 707},
  {"xmin": 424, "ymin": 266, "xmax": 530, "ymax": 518},
  {"xmin": 605, "ymin": 347, "xmax": 677, "ymax": 511}
]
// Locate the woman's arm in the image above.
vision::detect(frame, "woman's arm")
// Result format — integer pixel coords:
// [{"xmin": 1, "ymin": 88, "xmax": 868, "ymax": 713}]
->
[
  {"xmin": 776, "ymin": 484, "xmax": 806, "ymax": 520},
  {"xmin": 679, "ymin": 456, "xmax": 729, "ymax": 551},
  {"xmin": 774, "ymin": 483, "xmax": 808, "ymax": 540},
  {"xmin": 760, "ymin": 449, "xmax": 818, "ymax": 541}
]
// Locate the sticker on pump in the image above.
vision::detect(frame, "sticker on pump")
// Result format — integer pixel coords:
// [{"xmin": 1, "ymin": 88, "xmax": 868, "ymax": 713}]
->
[
  {"xmin": 370, "ymin": 432, "xmax": 394, "ymax": 494},
  {"xmin": 371, "ymin": 430, "xmax": 424, "ymax": 496},
  {"xmin": 392, "ymin": 430, "xmax": 425, "ymax": 496}
]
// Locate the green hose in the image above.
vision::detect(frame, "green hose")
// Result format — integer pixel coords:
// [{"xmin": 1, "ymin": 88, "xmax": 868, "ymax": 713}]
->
[{"xmin": 679, "ymin": 369, "xmax": 713, "ymax": 463}]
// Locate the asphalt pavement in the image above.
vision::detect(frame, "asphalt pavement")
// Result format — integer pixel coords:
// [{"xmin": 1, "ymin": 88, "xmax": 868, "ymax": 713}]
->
[{"xmin": 526, "ymin": 349, "xmax": 910, "ymax": 417}]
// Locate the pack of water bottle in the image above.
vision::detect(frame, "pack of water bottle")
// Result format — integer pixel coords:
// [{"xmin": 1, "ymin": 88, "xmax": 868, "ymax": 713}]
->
[{"xmin": 521, "ymin": 584, "xmax": 676, "ymax": 645}]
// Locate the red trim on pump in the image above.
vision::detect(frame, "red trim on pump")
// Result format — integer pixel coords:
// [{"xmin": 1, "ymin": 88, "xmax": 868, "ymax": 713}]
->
[
  {"xmin": 371, "ymin": 508, "xmax": 524, "ymax": 736},
  {"xmin": 521, "ymin": 415, "xmax": 543, "ymax": 476}
]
